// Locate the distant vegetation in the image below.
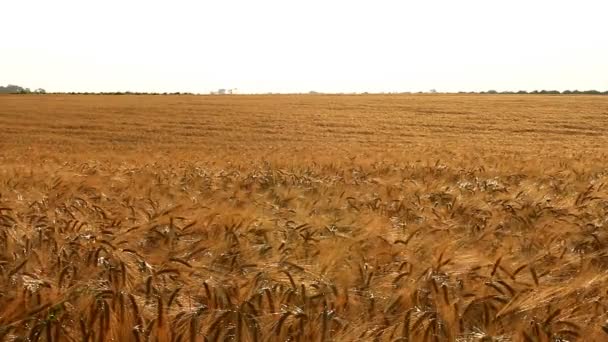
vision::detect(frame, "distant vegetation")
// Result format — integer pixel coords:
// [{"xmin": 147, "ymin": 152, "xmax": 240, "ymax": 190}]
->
[
  {"xmin": 477, "ymin": 90, "xmax": 608, "ymax": 95},
  {"xmin": 46, "ymin": 90, "xmax": 608, "ymax": 95},
  {"xmin": 0, "ymin": 84, "xmax": 46, "ymax": 94},
  {"xmin": 2, "ymin": 84, "xmax": 607, "ymax": 95},
  {"xmin": 49, "ymin": 90, "xmax": 608, "ymax": 95},
  {"xmin": 0, "ymin": 86, "xmax": 188, "ymax": 95},
  {"xmin": 61, "ymin": 91, "xmax": 195, "ymax": 95}
]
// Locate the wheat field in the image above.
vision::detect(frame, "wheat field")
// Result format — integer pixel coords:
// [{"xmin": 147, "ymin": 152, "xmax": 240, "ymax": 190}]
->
[{"xmin": 1, "ymin": 94, "xmax": 608, "ymax": 341}]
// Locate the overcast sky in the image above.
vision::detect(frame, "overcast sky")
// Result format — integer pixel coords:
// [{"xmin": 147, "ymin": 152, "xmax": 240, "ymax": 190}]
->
[{"xmin": 1, "ymin": 0, "xmax": 607, "ymax": 93}]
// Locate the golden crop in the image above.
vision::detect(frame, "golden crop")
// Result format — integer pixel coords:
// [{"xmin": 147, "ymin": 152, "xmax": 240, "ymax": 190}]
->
[{"xmin": 1, "ymin": 94, "xmax": 608, "ymax": 341}]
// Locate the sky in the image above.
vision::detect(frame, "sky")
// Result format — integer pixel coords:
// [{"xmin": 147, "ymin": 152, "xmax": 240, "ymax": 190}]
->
[{"xmin": 1, "ymin": 0, "xmax": 607, "ymax": 93}]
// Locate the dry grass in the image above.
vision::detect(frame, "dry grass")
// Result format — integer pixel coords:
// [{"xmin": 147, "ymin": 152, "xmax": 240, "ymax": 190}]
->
[{"xmin": 1, "ymin": 94, "xmax": 608, "ymax": 341}]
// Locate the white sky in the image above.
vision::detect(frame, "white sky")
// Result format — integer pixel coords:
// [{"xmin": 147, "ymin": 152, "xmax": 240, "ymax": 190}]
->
[{"xmin": 1, "ymin": 0, "xmax": 607, "ymax": 93}]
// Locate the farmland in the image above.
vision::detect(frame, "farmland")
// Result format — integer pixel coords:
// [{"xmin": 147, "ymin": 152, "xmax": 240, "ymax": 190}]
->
[{"xmin": 1, "ymin": 94, "xmax": 608, "ymax": 341}]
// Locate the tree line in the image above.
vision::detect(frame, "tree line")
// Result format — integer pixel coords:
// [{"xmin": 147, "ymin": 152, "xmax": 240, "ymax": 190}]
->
[
  {"xmin": 2, "ymin": 84, "xmax": 607, "ymax": 95},
  {"xmin": 0, "ymin": 84, "xmax": 46, "ymax": 94},
  {"xmin": 59, "ymin": 91, "xmax": 195, "ymax": 95},
  {"xmin": 472, "ymin": 90, "xmax": 608, "ymax": 95}
]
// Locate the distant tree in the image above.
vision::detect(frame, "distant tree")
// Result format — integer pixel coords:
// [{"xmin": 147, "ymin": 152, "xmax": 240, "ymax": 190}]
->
[
  {"xmin": 486, "ymin": 90, "xmax": 498, "ymax": 94},
  {"xmin": 516, "ymin": 90, "xmax": 528, "ymax": 94},
  {"xmin": 0, "ymin": 84, "xmax": 28, "ymax": 94},
  {"xmin": 0, "ymin": 85, "xmax": 47, "ymax": 94}
]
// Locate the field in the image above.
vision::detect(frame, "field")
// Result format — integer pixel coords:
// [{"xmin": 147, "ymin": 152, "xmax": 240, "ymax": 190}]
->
[{"xmin": 1, "ymin": 94, "xmax": 608, "ymax": 341}]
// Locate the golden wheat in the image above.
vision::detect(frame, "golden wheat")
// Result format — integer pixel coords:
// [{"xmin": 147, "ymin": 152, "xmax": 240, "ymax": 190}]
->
[{"xmin": 0, "ymin": 94, "xmax": 608, "ymax": 341}]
